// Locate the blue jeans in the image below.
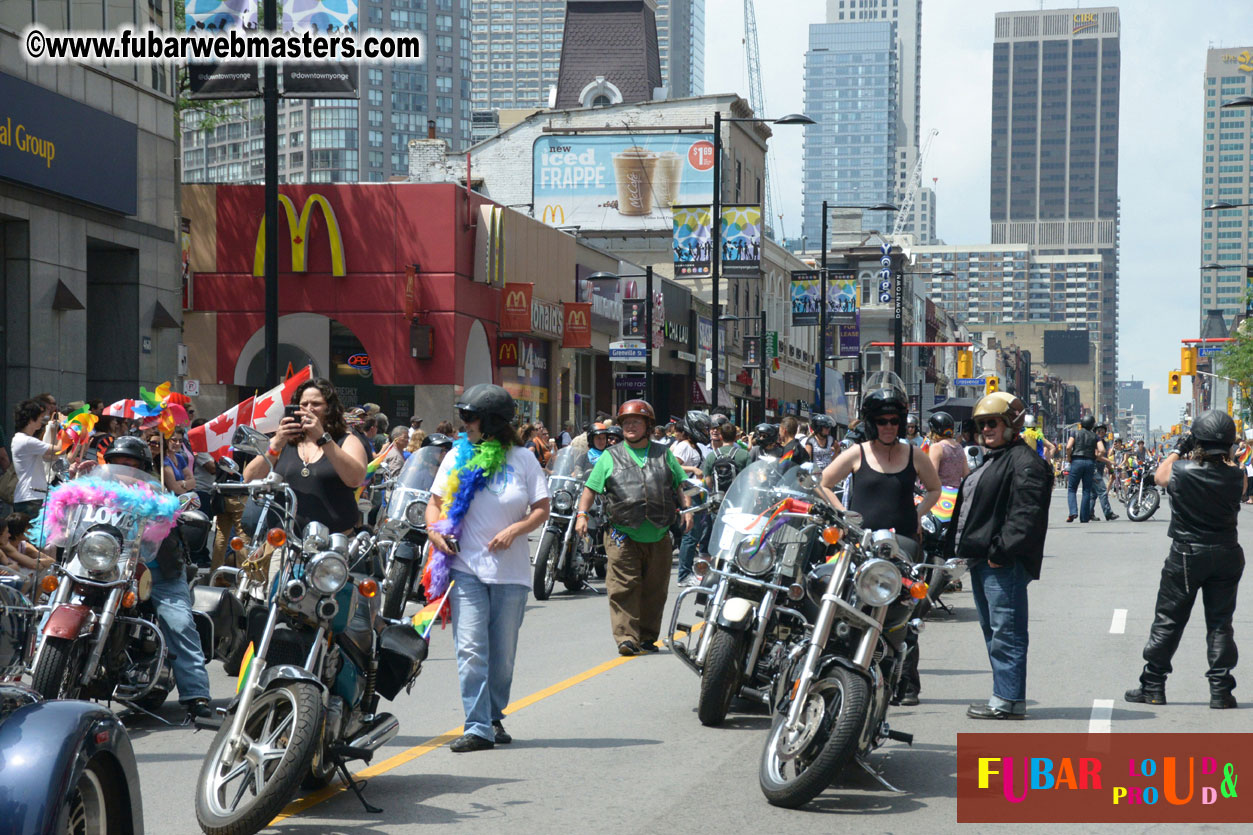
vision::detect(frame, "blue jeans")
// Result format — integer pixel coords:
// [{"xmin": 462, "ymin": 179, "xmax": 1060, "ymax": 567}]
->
[
  {"xmin": 970, "ymin": 560, "xmax": 1031, "ymax": 714},
  {"xmin": 149, "ymin": 573, "xmax": 211, "ymax": 703},
  {"xmin": 1067, "ymin": 458, "xmax": 1096, "ymax": 521},
  {"xmin": 449, "ymin": 569, "xmax": 529, "ymax": 741},
  {"xmin": 1092, "ymin": 469, "xmax": 1114, "ymax": 517},
  {"xmin": 677, "ymin": 512, "xmax": 708, "ymax": 582}
]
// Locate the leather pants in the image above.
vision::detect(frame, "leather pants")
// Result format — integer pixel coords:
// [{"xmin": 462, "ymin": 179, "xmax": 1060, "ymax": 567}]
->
[{"xmin": 1140, "ymin": 541, "xmax": 1244, "ymax": 694}]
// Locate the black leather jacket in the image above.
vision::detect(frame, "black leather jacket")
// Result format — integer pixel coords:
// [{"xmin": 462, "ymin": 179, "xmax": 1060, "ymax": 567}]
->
[{"xmin": 1167, "ymin": 459, "xmax": 1244, "ymax": 548}]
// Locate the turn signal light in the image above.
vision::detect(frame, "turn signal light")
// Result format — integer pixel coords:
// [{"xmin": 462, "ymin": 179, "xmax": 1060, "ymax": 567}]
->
[
  {"xmin": 358, "ymin": 579, "xmax": 379, "ymax": 598},
  {"xmin": 821, "ymin": 527, "xmax": 842, "ymax": 545},
  {"xmin": 910, "ymin": 582, "xmax": 930, "ymax": 600},
  {"xmin": 230, "ymin": 536, "xmax": 246, "ymax": 552},
  {"xmin": 122, "ymin": 591, "xmax": 138, "ymax": 609},
  {"xmin": 266, "ymin": 528, "xmax": 287, "ymax": 548},
  {"xmin": 693, "ymin": 558, "xmax": 710, "ymax": 577},
  {"xmin": 40, "ymin": 575, "xmax": 59, "ymax": 594},
  {"xmin": 787, "ymin": 583, "xmax": 804, "ymax": 601}
]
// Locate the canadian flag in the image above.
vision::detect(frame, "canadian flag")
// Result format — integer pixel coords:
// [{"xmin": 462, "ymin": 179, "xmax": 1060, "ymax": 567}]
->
[
  {"xmin": 187, "ymin": 366, "xmax": 313, "ymax": 458},
  {"xmin": 250, "ymin": 365, "xmax": 313, "ymax": 434}
]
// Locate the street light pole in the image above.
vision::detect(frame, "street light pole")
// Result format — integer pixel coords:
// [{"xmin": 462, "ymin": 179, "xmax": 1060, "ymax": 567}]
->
[
  {"xmin": 761, "ymin": 309, "xmax": 768, "ymax": 423},
  {"xmin": 819, "ymin": 200, "xmax": 828, "ymax": 414},
  {"xmin": 263, "ymin": 0, "xmax": 279, "ymax": 387},
  {"xmin": 711, "ymin": 110, "xmax": 722, "ymax": 412}
]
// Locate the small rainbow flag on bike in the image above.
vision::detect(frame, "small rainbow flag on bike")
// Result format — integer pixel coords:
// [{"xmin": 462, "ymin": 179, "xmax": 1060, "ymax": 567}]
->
[{"xmin": 411, "ymin": 581, "xmax": 455, "ymax": 640}]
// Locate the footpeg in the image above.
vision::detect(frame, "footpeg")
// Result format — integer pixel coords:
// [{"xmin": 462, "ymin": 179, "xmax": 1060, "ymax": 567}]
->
[{"xmin": 885, "ymin": 728, "xmax": 913, "ymax": 745}]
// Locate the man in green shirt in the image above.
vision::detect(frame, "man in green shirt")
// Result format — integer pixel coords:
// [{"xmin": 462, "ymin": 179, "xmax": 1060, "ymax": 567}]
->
[{"xmin": 577, "ymin": 399, "xmax": 690, "ymax": 656}]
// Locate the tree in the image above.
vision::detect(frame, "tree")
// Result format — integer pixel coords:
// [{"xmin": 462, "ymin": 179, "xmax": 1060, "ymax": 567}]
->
[{"xmin": 1220, "ymin": 317, "xmax": 1253, "ymax": 422}]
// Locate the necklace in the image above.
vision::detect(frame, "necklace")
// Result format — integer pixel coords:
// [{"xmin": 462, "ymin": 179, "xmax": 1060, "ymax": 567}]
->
[{"xmin": 296, "ymin": 442, "xmax": 318, "ymax": 478}]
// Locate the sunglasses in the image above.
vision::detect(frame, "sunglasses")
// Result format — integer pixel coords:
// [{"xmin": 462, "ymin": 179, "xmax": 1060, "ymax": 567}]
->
[
  {"xmin": 873, "ymin": 417, "xmax": 900, "ymax": 427},
  {"xmin": 458, "ymin": 409, "xmax": 480, "ymax": 423},
  {"xmin": 976, "ymin": 418, "xmax": 1003, "ymax": 430}
]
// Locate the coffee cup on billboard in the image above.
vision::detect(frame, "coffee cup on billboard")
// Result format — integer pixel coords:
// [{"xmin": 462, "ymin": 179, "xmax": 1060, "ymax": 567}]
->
[
  {"xmin": 654, "ymin": 151, "xmax": 684, "ymax": 209},
  {"xmin": 612, "ymin": 146, "xmax": 659, "ymax": 216}
]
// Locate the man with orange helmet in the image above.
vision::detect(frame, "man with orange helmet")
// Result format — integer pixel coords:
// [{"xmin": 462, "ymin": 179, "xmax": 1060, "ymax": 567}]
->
[{"xmin": 576, "ymin": 399, "xmax": 691, "ymax": 656}]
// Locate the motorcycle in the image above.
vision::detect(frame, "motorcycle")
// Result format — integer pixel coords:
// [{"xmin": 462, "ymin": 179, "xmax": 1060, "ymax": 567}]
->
[
  {"xmin": 195, "ymin": 427, "xmax": 428, "ymax": 835},
  {"xmin": 376, "ymin": 446, "xmax": 447, "ymax": 619},
  {"xmin": 29, "ymin": 464, "xmax": 240, "ymax": 717},
  {"xmin": 758, "ymin": 470, "xmax": 929, "ymax": 808},
  {"xmin": 668, "ymin": 459, "xmax": 827, "ymax": 726},
  {"xmin": 1124, "ymin": 460, "xmax": 1161, "ymax": 521},
  {"xmin": 532, "ymin": 447, "xmax": 605, "ymax": 600}
]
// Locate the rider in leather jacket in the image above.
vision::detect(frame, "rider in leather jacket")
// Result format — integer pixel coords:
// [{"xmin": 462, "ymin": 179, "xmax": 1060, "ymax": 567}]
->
[{"xmin": 1125, "ymin": 410, "xmax": 1245, "ymax": 709}]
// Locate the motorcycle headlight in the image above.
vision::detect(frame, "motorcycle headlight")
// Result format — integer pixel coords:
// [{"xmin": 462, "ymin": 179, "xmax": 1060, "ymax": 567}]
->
[
  {"xmin": 78, "ymin": 529, "xmax": 122, "ymax": 573},
  {"xmin": 552, "ymin": 490, "xmax": 574, "ymax": 515},
  {"xmin": 854, "ymin": 558, "xmax": 902, "ymax": 607},
  {"xmin": 405, "ymin": 500, "xmax": 427, "ymax": 527},
  {"xmin": 308, "ymin": 552, "xmax": 349, "ymax": 595},
  {"xmin": 735, "ymin": 537, "xmax": 775, "ymax": 576}
]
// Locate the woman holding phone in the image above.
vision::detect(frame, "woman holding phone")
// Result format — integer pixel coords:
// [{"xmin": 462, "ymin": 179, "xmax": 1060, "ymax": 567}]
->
[{"xmin": 243, "ymin": 378, "xmax": 368, "ymax": 533}]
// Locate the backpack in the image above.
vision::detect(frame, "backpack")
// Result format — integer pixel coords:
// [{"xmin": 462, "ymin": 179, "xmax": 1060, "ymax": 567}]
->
[{"xmin": 711, "ymin": 447, "xmax": 740, "ymax": 493}]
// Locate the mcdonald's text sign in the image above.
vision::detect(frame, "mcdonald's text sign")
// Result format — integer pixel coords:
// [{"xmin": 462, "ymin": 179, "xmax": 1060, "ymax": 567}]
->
[
  {"xmin": 501, "ymin": 282, "xmax": 533, "ymax": 332},
  {"xmin": 563, "ymin": 302, "xmax": 592, "ymax": 348}
]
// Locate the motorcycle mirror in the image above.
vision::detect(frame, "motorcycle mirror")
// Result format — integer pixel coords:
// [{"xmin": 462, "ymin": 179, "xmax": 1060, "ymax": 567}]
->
[
  {"xmin": 217, "ymin": 457, "xmax": 241, "ymax": 476},
  {"xmin": 681, "ymin": 477, "xmax": 707, "ymax": 499},
  {"xmin": 232, "ymin": 425, "xmax": 272, "ymax": 460},
  {"xmin": 795, "ymin": 469, "xmax": 817, "ymax": 490}
]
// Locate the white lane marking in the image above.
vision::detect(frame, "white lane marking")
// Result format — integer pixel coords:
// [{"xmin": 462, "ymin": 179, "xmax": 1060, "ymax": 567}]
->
[
  {"xmin": 1089, "ymin": 699, "xmax": 1114, "ymax": 733},
  {"xmin": 1110, "ymin": 608, "xmax": 1127, "ymax": 634}
]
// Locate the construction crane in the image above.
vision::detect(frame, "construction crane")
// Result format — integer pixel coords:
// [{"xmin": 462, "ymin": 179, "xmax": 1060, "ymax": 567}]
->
[
  {"xmin": 743, "ymin": 0, "xmax": 781, "ymax": 238},
  {"xmin": 891, "ymin": 128, "xmax": 939, "ymax": 243}
]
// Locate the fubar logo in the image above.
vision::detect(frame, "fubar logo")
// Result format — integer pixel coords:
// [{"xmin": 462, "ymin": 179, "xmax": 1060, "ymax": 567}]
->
[{"xmin": 253, "ymin": 193, "xmax": 346, "ymax": 277}]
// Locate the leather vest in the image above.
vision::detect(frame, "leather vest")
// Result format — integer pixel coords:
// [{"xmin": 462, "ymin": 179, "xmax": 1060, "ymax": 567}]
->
[
  {"xmin": 603, "ymin": 442, "xmax": 679, "ymax": 531},
  {"xmin": 1071, "ymin": 429, "xmax": 1098, "ymax": 460},
  {"xmin": 1167, "ymin": 459, "xmax": 1244, "ymax": 547}
]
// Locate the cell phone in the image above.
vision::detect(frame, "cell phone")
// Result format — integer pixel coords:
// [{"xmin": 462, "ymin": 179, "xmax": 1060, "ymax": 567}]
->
[
  {"xmin": 444, "ymin": 535, "xmax": 460, "ymax": 554},
  {"xmin": 283, "ymin": 404, "xmax": 301, "ymax": 421}
]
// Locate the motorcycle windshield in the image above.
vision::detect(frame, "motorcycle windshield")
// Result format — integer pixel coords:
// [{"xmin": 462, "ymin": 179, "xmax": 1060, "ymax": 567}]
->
[
  {"xmin": 547, "ymin": 448, "xmax": 589, "ymax": 517},
  {"xmin": 708, "ymin": 458, "xmax": 784, "ymax": 556},
  {"xmin": 548, "ymin": 447, "xmax": 592, "ymax": 481},
  {"xmin": 385, "ymin": 446, "xmax": 447, "ymax": 520},
  {"xmin": 42, "ymin": 463, "xmax": 175, "ymax": 548}
]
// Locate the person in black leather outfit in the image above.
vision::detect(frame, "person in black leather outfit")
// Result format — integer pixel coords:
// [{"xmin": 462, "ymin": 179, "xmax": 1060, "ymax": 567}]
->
[
  {"xmin": 1125, "ymin": 410, "xmax": 1245, "ymax": 709},
  {"xmin": 1065, "ymin": 415, "xmax": 1102, "ymax": 523}
]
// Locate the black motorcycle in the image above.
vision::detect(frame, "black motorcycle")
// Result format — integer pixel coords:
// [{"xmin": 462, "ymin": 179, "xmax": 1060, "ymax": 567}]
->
[
  {"xmin": 376, "ymin": 446, "xmax": 447, "ymax": 619},
  {"xmin": 1124, "ymin": 460, "xmax": 1161, "ymax": 521},
  {"xmin": 532, "ymin": 448, "xmax": 605, "ymax": 599}
]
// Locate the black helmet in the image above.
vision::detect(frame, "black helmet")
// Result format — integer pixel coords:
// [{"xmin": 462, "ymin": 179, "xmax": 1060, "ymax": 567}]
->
[
  {"xmin": 928, "ymin": 411, "xmax": 956, "ymax": 438},
  {"xmin": 454, "ymin": 384, "xmax": 515, "ymax": 435},
  {"xmin": 710, "ymin": 413, "xmax": 729, "ymax": 427},
  {"xmin": 682, "ymin": 410, "xmax": 711, "ymax": 446},
  {"xmin": 605, "ymin": 425, "xmax": 624, "ymax": 441},
  {"xmin": 841, "ymin": 423, "xmax": 867, "ymax": 448},
  {"xmin": 1192, "ymin": 409, "xmax": 1236, "ymax": 452},
  {"xmin": 1080, "ymin": 415, "xmax": 1095, "ymax": 431},
  {"xmin": 421, "ymin": 432, "xmax": 454, "ymax": 450},
  {"xmin": 103, "ymin": 435, "xmax": 153, "ymax": 471},
  {"xmin": 859, "ymin": 371, "xmax": 909, "ymax": 442},
  {"xmin": 811, "ymin": 414, "xmax": 835, "ymax": 431},
  {"xmin": 753, "ymin": 423, "xmax": 779, "ymax": 447}
]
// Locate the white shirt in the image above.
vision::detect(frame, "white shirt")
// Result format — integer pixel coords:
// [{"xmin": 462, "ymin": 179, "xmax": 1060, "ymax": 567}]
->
[
  {"xmin": 11, "ymin": 432, "xmax": 50, "ymax": 503},
  {"xmin": 671, "ymin": 439, "xmax": 701, "ymax": 470},
  {"xmin": 432, "ymin": 445, "xmax": 549, "ymax": 587}
]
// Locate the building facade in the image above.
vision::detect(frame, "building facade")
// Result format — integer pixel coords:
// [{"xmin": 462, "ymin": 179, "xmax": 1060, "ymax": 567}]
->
[
  {"xmin": 990, "ymin": 7, "xmax": 1120, "ymax": 417},
  {"xmin": 1116, "ymin": 379, "xmax": 1150, "ymax": 440},
  {"xmin": 1200, "ymin": 46, "xmax": 1253, "ymax": 329},
  {"xmin": 1, "ymin": 5, "xmax": 181, "ymax": 424},
  {"xmin": 182, "ymin": 0, "xmax": 473, "ymax": 187}
]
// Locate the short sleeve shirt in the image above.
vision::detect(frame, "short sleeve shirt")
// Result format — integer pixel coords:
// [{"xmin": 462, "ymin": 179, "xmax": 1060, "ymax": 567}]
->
[
  {"xmin": 431, "ymin": 445, "xmax": 550, "ymax": 586},
  {"xmin": 11, "ymin": 433, "xmax": 50, "ymax": 503},
  {"xmin": 585, "ymin": 443, "xmax": 686, "ymax": 543}
]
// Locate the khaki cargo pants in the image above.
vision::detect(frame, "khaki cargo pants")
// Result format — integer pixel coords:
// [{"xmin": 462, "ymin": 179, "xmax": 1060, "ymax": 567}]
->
[{"xmin": 604, "ymin": 528, "xmax": 673, "ymax": 647}]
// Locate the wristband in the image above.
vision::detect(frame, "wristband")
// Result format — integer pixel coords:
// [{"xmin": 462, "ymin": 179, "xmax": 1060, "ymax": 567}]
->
[{"xmin": 576, "ymin": 511, "xmax": 588, "ymax": 519}]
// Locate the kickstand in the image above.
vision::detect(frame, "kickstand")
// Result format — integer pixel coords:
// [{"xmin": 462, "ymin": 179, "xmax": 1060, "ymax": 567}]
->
[
  {"xmin": 856, "ymin": 756, "xmax": 906, "ymax": 793},
  {"xmin": 933, "ymin": 596, "xmax": 954, "ymax": 615},
  {"xmin": 115, "ymin": 698, "xmax": 181, "ymax": 727},
  {"xmin": 334, "ymin": 756, "xmax": 382, "ymax": 814},
  {"xmin": 579, "ymin": 578, "xmax": 605, "ymax": 596}
]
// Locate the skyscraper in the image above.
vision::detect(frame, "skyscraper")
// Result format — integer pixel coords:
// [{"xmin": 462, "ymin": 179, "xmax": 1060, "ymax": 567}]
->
[
  {"xmin": 469, "ymin": 0, "xmax": 704, "ymax": 114},
  {"xmin": 1199, "ymin": 46, "xmax": 1253, "ymax": 329},
  {"xmin": 988, "ymin": 6, "xmax": 1120, "ymax": 419},
  {"xmin": 804, "ymin": 1, "xmax": 923, "ymax": 246}
]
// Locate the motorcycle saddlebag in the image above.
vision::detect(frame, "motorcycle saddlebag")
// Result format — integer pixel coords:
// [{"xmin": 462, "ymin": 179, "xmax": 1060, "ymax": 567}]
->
[
  {"xmin": 192, "ymin": 584, "xmax": 244, "ymax": 659},
  {"xmin": 375, "ymin": 623, "xmax": 428, "ymax": 700}
]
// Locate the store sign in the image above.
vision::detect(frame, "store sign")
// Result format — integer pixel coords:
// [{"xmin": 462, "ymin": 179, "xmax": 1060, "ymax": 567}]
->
[
  {"xmin": 1072, "ymin": 11, "xmax": 1098, "ymax": 34},
  {"xmin": 498, "ymin": 338, "xmax": 519, "ymax": 367},
  {"xmin": 501, "ymin": 283, "xmax": 533, "ymax": 332},
  {"xmin": 531, "ymin": 298, "xmax": 564, "ymax": 340},
  {"xmin": 347, "ymin": 353, "xmax": 371, "ymax": 372},
  {"xmin": 615, "ymin": 373, "xmax": 647, "ymax": 393},
  {"xmin": 665, "ymin": 320, "xmax": 690, "ymax": 344},
  {"xmin": 609, "ymin": 341, "xmax": 648, "ymax": 363},
  {"xmin": 251, "ymin": 193, "xmax": 346, "ymax": 277},
  {"xmin": 562, "ymin": 302, "xmax": 592, "ymax": 348}
]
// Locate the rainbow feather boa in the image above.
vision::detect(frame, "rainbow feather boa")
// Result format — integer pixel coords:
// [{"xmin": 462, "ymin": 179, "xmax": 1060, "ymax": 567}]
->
[
  {"xmin": 35, "ymin": 476, "xmax": 182, "ymax": 546},
  {"xmin": 424, "ymin": 437, "xmax": 507, "ymax": 598}
]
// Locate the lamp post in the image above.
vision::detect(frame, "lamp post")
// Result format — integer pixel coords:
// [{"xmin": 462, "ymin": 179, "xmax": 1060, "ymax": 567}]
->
[
  {"xmin": 815, "ymin": 201, "xmax": 899, "ymax": 414},
  {"xmin": 720, "ymin": 312, "xmax": 768, "ymax": 424},
  {"xmin": 587, "ymin": 267, "xmax": 655, "ymax": 405},
  {"xmin": 710, "ymin": 110, "xmax": 814, "ymax": 412}
]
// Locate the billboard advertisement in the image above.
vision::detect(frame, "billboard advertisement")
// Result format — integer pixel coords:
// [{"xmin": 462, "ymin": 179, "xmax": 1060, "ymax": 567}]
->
[
  {"xmin": 720, "ymin": 205, "xmax": 762, "ymax": 277},
  {"xmin": 673, "ymin": 206, "xmax": 712, "ymax": 277},
  {"xmin": 532, "ymin": 134, "xmax": 715, "ymax": 231}
]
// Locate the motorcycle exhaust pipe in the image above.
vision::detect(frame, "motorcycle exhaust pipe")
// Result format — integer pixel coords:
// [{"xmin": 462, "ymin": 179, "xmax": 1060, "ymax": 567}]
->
[{"xmin": 348, "ymin": 712, "xmax": 399, "ymax": 752}]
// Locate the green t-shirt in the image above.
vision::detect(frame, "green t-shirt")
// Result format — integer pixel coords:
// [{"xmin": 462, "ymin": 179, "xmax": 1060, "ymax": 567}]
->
[{"xmin": 586, "ymin": 442, "xmax": 687, "ymax": 543}]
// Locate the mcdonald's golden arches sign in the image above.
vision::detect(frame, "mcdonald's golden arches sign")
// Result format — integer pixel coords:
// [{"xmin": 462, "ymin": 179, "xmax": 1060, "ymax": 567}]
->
[
  {"xmin": 563, "ymin": 302, "xmax": 592, "ymax": 348},
  {"xmin": 501, "ymin": 282, "xmax": 533, "ymax": 332}
]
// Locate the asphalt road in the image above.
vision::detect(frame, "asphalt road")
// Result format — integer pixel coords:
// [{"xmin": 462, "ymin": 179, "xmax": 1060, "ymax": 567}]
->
[{"xmin": 114, "ymin": 487, "xmax": 1252, "ymax": 834}]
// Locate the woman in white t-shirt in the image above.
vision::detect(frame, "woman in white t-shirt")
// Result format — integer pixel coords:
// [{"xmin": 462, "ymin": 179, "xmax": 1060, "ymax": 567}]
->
[
  {"xmin": 425, "ymin": 385, "xmax": 550, "ymax": 753},
  {"xmin": 11, "ymin": 399, "xmax": 57, "ymax": 517}
]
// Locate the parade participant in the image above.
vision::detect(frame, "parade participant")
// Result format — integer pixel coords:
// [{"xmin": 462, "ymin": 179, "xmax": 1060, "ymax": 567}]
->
[
  {"xmin": 1020, "ymin": 414, "xmax": 1056, "ymax": 461},
  {"xmin": 905, "ymin": 414, "xmax": 925, "ymax": 448},
  {"xmin": 425, "ymin": 385, "xmax": 550, "ymax": 751},
  {"xmin": 1091, "ymin": 423, "xmax": 1119, "ymax": 521},
  {"xmin": 674, "ymin": 412, "xmax": 711, "ymax": 586},
  {"xmin": 10, "ymin": 399, "xmax": 57, "ymax": 517},
  {"xmin": 1065, "ymin": 415, "xmax": 1102, "ymax": 523},
  {"xmin": 777, "ymin": 417, "xmax": 810, "ymax": 467},
  {"xmin": 1125, "ymin": 411, "xmax": 1245, "ymax": 709},
  {"xmin": 943, "ymin": 392, "xmax": 1053, "ymax": 719},
  {"xmin": 927, "ymin": 411, "xmax": 969, "ymax": 488},
  {"xmin": 806, "ymin": 414, "xmax": 838, "ymax": 471},
  {"xmin": 748, "ymin": 423, "xmax": 783, "ymax": 462},
  {"xmin": 576, "ymin": 399, "xmax": 691, "ymax": 656},
  {"xmin": 102, "ymin": 435, "xmax": 214, "ymax": 719},
  {"xmin": 244, "ymin": 378, "xmax": 369, "ymax": 533}
]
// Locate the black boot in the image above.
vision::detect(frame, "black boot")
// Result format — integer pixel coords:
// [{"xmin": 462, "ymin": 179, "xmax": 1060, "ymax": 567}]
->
[
  {"xmin": 1210, "ymin": 691, "xmax": 1238, "ymax": 709},
  {"xmin": 1124, "ymin": 686, "xmax": 1167, "ymax": 705}
]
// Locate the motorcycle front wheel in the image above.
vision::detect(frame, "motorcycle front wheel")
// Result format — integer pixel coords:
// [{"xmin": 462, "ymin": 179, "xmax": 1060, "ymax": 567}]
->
[
  {"xmin": 195, "ymin": 682, "xmax": 323, "ymax": 835},
  {"xmin": 30, "ymin": 635, "xmax": 88, "ymax": 701},
  {"xmin": 759, "ymin": 666, "xmax": 869, "ymax": 808},
  {"xmin": 697, "ymin": 627, "xmax": 746, "ymax": 727},
  {"xmin": 1127, "ymin": 487, "xmax": 1160, "ymax": 521},
  {"xmin": 381, "ymin": 556, "xmax": 416, "ymax": 620},
  {"xmin": 531, "ymin": 530, "xmax": 560, "ymax": 601}
]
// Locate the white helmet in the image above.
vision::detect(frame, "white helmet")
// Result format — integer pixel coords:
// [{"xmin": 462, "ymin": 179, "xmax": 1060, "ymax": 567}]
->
[{"xmin": 1023, "ymin": 414, "xmax": 1036, "ymax": 429}]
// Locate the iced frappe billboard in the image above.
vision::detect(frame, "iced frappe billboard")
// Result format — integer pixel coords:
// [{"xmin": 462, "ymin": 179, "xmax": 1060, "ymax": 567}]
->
[{"xmin": 532, "ymin": 134, "xmax": 714, "ymax": 230}]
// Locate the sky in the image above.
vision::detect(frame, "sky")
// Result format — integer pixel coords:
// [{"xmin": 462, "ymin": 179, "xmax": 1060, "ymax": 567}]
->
[{"xmin": 705, "ymin": 0, "xmax": 1253, "ymax": 432}]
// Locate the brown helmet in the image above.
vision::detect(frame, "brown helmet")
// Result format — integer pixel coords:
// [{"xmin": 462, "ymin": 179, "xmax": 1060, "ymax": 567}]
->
[
  {"xmin": 618, "ymin": 399, "xmax": 656, "ymax": 425},
  {"xmin": 973, "ymin": 391, "xmax": 1027, "ymax": 439}
]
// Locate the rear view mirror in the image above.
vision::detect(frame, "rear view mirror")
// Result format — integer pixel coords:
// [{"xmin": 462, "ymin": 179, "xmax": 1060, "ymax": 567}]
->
[{"xmin": 232, "ymin": 425, "xmax": 271, "ymax": 459}]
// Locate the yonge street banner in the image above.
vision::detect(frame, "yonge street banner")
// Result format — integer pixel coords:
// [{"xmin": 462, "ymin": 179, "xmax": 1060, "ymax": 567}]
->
[
  {"xmin": 720, "ymin": 205, "xmax": 762, "ymax": 277},
  {"xmin": 673, "ymin": 205, "xmax": 712, "ymax": 277}
]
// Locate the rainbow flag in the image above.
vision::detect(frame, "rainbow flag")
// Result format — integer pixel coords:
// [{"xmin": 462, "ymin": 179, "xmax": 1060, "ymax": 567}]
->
[
  {"xmin": 235, "ymin": 641, "xmax": 256, "ymax": 693},
  {"xmin": 411, "ymin": 581, "xmax": 455, "ymax": 639},
  {"xmin": 1239, "ymin": 446, "xmax": 1252, "ymax": 468},
  {"xmin": 931, "ymin": 486, "xmax": 960, "ymax": 523},
  {"xmin": 354, "ymin": 442, "xmax": 395, "ymax": 501}
]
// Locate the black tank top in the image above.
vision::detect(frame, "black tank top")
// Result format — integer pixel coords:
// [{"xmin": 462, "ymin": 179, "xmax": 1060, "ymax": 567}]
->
[
  {"xmin": 849, "ymin": 443, "xmax": 918, "ymax": 534},
  {"xmin": 275, "ymin": 434, "xmax": 360, "ymax": 532}
]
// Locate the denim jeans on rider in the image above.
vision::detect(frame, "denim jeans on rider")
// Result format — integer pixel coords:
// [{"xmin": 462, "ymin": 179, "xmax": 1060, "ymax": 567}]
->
[
  {"xmin": 677, "ymin": 512, "xmax": 708, "ymax": 583},
  {"xmin": 970, "ymin": 560, "xmax": 1031, "ymax": 715},
  {"xmin": 149, "ymin": 572, "xmax": 212, "ymax": 703},
  {"xmin": 1067, "ymin": 458, "xmax": 1096, "ymax": 521},
  {"xmin": 1092, "ymin": 470, "xmax": 1114, "ymax": 518},
  {"xmin": 449, "ymin": 569, "xmax": 529, "ymax": 742}
]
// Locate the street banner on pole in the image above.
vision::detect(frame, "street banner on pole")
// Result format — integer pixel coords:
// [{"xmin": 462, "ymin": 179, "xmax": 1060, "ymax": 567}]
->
[
  {"xmin": 720, "ymin": 205, "xmax": 762, "ymax": 277},
  {"xmin": 500, "ymin": 283, "xmax": 533, "ymax": 332},
  {"xmin": 791, "ymin": 271, "xmax": 822, "ymax": 326},
  {"xmin": 184, "ymin": 1, "xmax": 261, "ymax": 99},
  {"xmin": 281, "ymin": 1, "xmax": 361, "ymax": 97},
  {"xmin": 826, "ymin": 270, "xmax": 858, "ymax": 324},
  {"xmin": 672, "ymin": 206, "xmax": 713, "ymax": 276}
]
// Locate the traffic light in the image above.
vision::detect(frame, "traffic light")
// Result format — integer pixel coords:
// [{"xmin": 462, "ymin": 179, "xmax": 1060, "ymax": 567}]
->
[
  {"xmin": 1181, "ymin": 346, "xmax": 1196, "ymax": 376},
  {"xmin": 985, "ymin": 376, "xmax": 999, "ymax": 394},
  {"xmin": 957, "ymin": 349, "xmax": 973, "ymax": 379},
  {"xmin": 1168, "ymin": 371, "xmax": 1182, "ymax": 395}
]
